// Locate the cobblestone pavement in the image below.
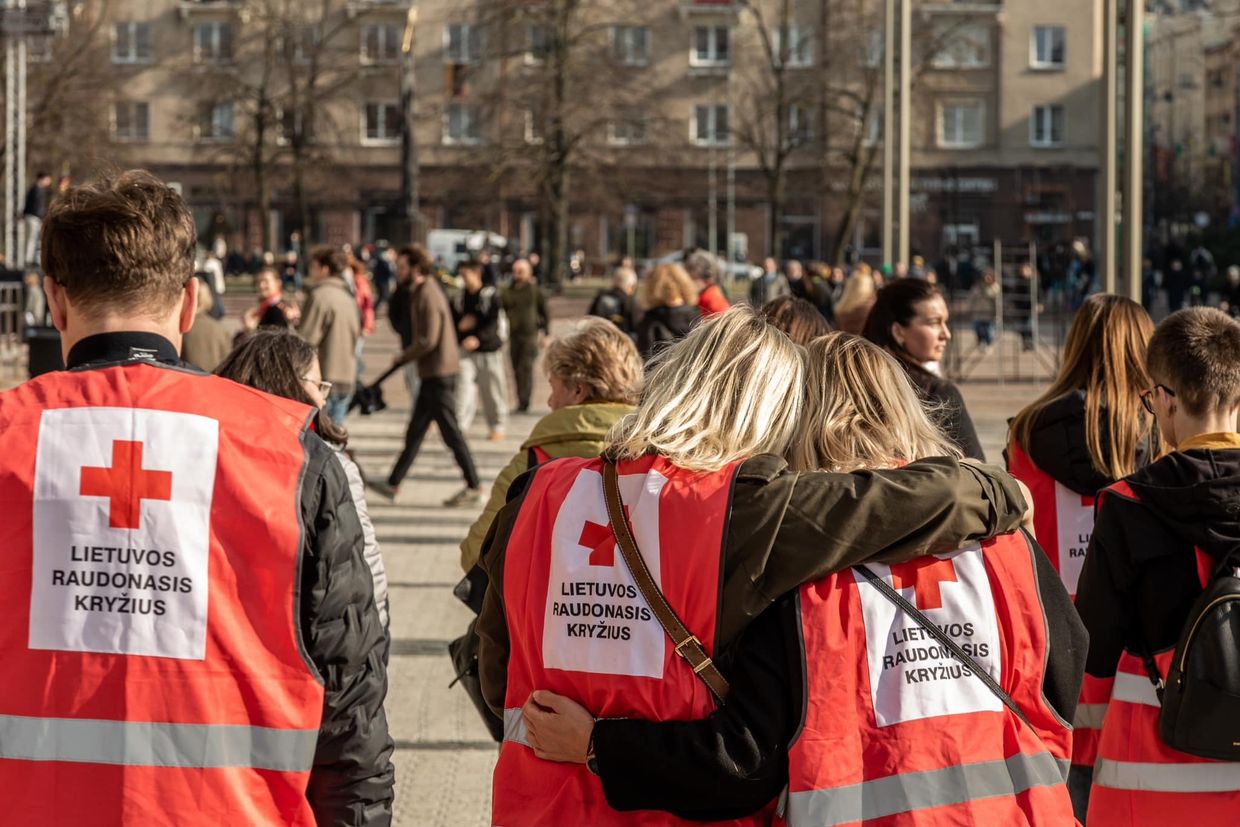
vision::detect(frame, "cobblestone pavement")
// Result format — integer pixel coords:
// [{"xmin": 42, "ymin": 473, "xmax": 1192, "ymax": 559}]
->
[{"xmin": 345, "ymin": 301, "xmax": 1040, "ymax": 826}]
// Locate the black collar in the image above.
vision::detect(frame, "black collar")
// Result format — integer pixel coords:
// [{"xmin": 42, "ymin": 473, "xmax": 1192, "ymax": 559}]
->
[{"xmin": 66, "ymin": 332, "xmax": 183, "ymax": 370}]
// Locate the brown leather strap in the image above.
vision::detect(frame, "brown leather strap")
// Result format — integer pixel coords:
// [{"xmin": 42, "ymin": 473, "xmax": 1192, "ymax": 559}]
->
[{"xmin": 602, "ymin": 461, "xmax": 730, "ymax": 703}]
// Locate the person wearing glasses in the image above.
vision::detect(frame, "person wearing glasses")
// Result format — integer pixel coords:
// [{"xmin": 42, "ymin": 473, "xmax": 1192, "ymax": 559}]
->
[
  {"xmin": 1005, "ymin": 294, "xmax": 1158, "ymax": 817},
  {"xmin": 1076, "ymin": 308, "xmax": 1240, "ymax": 825},
  {"xmin": 217, "ymin": 328, "xmax": 389, "ymax": 634}
]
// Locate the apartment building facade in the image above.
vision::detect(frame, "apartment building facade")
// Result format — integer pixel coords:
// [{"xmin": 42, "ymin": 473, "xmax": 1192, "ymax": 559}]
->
[{"xmin": 59, "ymin": 0, "xmax": 1102, "ymax": 265}]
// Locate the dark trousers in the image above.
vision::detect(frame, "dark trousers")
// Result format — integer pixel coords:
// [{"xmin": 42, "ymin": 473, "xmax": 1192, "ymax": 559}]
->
[
  {"xmin": 388, "ymin": 376, "xmax": 480, "ymax": 489},
  {"xmin": 509, "ymin": 335, "xmax": 538, "ymax": 410}
]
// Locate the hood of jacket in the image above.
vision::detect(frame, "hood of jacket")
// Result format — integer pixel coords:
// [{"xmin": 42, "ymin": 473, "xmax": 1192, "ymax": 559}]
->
[
  {"xmin": 1123, "ymin": 443, "xmax": 1240, "ymax": 559},
  {"xmin": 521, "ymin": 402, "xmax": 633, "ymax": 452},
  {"xmin": 1023, "ymin": 390, "xmax": 1116, "ymax": 496}
]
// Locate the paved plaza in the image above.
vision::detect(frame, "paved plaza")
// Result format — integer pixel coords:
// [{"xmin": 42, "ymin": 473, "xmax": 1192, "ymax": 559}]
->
[{"xmin": 341, "ymin": 299, "xmax": 1045, "ymax": 826}]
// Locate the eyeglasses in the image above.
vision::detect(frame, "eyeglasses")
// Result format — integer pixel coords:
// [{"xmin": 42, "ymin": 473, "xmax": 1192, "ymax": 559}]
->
[
  {"xmin": 1140, "ymin": 384, "xmax": 1176, "ymax": 415},
  {"xmin": 303, "ymin": 376, "xmax": 332, "ymax": 397}
]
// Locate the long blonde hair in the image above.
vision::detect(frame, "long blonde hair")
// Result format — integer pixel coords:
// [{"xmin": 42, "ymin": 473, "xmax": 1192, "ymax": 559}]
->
[
  {"xmin": 607, "ymin": 305, "xmax": 804, "ymax": 472},
  {"xmin": 642, "ymin": 263, "xmax": 698, "ymax": 309},
  {"xmin": 1010, "ymin": 294, "xmax": 1155, "ymax": 480},
  {"xmin": 835, "ymin": 269, "xmax": 877, "ymax": 317},
  {"xmin": 792, "ymin": 333, "xmax": 960, "ymax": 473}
]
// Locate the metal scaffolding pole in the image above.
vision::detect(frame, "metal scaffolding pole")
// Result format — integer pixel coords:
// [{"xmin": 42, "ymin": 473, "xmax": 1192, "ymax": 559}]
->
[
  {"xmin": 4, "ymin": 14, "xmax": 15, "ymax": 267},
  {"xmin": 16, "ymin": 0, "xmax": 26, "ymax": 269},
  {"xmin": 1102, "ymin": 0, "xmax": 1118, "ymax": 294},
  {"xmin": 882, "ymin": 0, "xmax": 894, "ymax": 266},
  {"xmin": 897, "ymin": 0, "xmax": 911, "ymax": 267},
  {"xmin": 1124, "ymin": 0, "xmax": 1144, "ymax": 302}
]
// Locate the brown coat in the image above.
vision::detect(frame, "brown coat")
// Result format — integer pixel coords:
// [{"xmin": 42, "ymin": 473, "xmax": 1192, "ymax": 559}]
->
[
  {"xmin": 398, "ymin": 278, "xmax": 459, "ymax": 379},
  {"xmin": 299, "ymin": 276, "xmax": 361, "ymax": 392},
  {"xmin": 180, "ymin": 311, "xmax": 232, "ymax": 373}
]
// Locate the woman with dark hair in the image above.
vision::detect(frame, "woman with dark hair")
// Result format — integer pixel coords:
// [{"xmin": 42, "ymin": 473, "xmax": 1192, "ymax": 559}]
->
[
  {"xmin": 760, "ymin": 295, "xmax": 831, "ymax": 346},
  {"xmin": 863, "ymin": 277, "xmax": 985, "ymax": 460},
  {"xmin": 216, "ymin": 329, "xmax": 389, "ymax": 632}
]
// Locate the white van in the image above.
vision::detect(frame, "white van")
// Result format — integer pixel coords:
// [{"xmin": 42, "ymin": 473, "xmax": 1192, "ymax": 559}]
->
[{"xmin": 426, "ymin": 229, "xmax": 507, "ymax": 273}]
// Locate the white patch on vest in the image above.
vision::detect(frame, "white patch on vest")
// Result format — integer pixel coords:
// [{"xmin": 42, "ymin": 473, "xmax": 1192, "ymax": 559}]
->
[
  {"xmin": 854, "ymin": 546, "xmax": 1003, "ymax": 727},
  {"xmin": 542, "ymin": 467, "xmax": 668, "ymax": 678},
  {"xmin": 1053, "ymin": 481, "xmax": 1093, "ymax": 597},
  {"xmin": 29, "ymin": 407, "xmax": 219, "ymax": 660}
]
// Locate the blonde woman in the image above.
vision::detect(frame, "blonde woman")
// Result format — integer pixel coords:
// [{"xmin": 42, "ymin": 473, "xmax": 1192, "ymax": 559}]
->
[
  {"xmin": 636, "ymin": 262, "xmax": 700, "ymax": 358},
  {"xmin": 833, "ymin": 267, "xmax": 877, "ymax": 335},
  {"xmin": 472, "ymin": 308, "xmax": 1032, "ymax": 825},
  {"xmin": 524, "ymin": 333, "xmax": 1082, "ymax": 824},
  {"xmin": 460, "ymin": 318, "xmax": 643, "ymax": 571}
]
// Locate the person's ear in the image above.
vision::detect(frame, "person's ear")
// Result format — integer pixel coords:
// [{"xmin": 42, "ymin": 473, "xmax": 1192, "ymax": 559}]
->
[
  {"xmin": 890, "ymin": 322, "xmax": 904, "ymax": 348},
  {"xmin": 44, "ymin": 277, "xmax": 68, "ymax": 331},
  {"xmin": 179, "ymin": 279, "xmax": 198, "ymax": 334}
]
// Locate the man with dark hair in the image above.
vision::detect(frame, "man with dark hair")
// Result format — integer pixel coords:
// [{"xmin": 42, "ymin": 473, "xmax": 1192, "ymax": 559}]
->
[
  {"xmin": 372, "ymin": 243, "xmax": 482, "ymax": 507},
  {"xmin": 0, "ymin": 170, "xmax": 394, "ymax": 823},
  {"xmin": 22, "ymin": 170, "xmax": 52, "ymax": 269},
  {"xmin": 1076, "ymin": 307, "xmax": 1240, "ymax": 823},
  {"xmin": 298, "ymin": 245, "xmax": 361, "ymax": 425}
]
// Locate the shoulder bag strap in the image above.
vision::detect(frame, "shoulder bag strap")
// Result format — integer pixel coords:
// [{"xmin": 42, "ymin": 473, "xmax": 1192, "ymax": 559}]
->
[
  {"xmin": 854, "ymin": 563, "xmax": 1031, "ymax": 727},
  {"xmin": 603, "ymin": 461, "xmax": 730, "ymax": 703}
]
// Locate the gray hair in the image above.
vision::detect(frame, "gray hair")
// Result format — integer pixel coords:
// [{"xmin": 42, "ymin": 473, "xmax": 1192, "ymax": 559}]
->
[{"xmin": 683, "ymin": 249, "xmax": 721, "ymax": 282}]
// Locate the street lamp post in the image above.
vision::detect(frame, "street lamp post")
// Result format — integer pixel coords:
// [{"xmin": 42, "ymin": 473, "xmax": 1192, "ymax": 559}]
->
[
  {"xmin": 400, "ymin": 6, "xmax": 421, "ymax": 244},
  {"xmin": 897, "ymin": 0, "xmax": 911, "ymax": 268},
  {"xmin": 1124, "ymin": 0, "xmax": 1145, "ymax": 303},
  {"xmin": 1102, "ymin": 0, "xmax": 1118, "ymax": 294},
  {"xmin": 882, "ymin": 0, "xmax": 894, "ymax": 267}
]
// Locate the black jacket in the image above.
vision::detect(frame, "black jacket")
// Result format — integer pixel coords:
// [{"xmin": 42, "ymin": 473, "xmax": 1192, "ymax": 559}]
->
[
  {"xmin": 1076, "ymin": 442, "xmax": 1240, "ymax": 679},
  {"xmin": 65, "ymin": 332, "xmax": 395, "ymax": 825},
  {"xmin": 905, "ymin": 364, "xmax": 986, "ymax": 462},
  {"xmin": 453, "ymin": 286, "xmax": 504, "ymax": 353},
  {"xmin": 588, "ymin": 287, "xmax": 638, "ymax": 335},
  {"xmin": 1014, "ymin": 390, "xmax": 1155, "ymax": 497},
  {"xmin": 592, "ymin": 536, "xmax": 1086, "ymax": 820},
  {"xmin": 388, "ymin": 280, "xmax": 414, "ymax": 349},
  {"xmin": 636, "ymin": 304, "xmax": 700, "ymax": 359}
]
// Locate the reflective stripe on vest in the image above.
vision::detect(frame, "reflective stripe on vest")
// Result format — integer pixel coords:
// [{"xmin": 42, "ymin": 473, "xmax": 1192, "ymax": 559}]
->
[
  {"xmin": 1095, "ymin": 759, "xmax": 1240, "ymax": 793},
  {"xmin": 503, "ymin": 708, "xmax": 531, "ymax": 748},
  {"xmin": 786, "ymin": 752, "xmax": 1070, "ymax": 827},
  {"xmin": 0, "ymin": 714, "xmax": 317, "ymax": 772},
  {"xmin": 1074, "ymin": 703, "xmax": 1109, "ymax": 730},
  {"xmin": 1111, "ymin": 671, "xmax": 1160, "ymax": 706}
]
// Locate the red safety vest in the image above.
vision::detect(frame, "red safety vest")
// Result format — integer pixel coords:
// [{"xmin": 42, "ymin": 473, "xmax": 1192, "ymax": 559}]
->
[
  {"xmin": 494, "ymin": 454, "xmax": 762, "ymax": 827},
  {"xmin": 0, "ymin": 363, "xmax": 325, "ymax": 825},
  {"xmin": 1008, "ymin": 441, "xmax": 1111, "ymax": 768},
  {"xmin": 782, "ymin": 533, "xmax": 1075, "ymax": 826},
  {"xmin": 1087, "ymin": 481, "xmax": 1240, "ymax": 826}
]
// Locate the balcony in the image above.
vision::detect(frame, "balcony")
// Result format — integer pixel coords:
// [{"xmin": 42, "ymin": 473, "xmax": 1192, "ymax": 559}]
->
[
  {"xmin": 678, "ymin": 0, "xmax": 739, "ymax": 18},
  {"xmin": 177, "ymin": 0, "xmax": 240, "ymax": 19}
]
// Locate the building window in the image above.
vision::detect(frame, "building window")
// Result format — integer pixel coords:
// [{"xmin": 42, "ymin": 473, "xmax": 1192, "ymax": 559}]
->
[
  {"xmin": 612, "ymin": 25, "xmax": 651, "ymax": 66},
  {"xmin": 1031, "ymin": 26, "xmax": 1065, "ymax": 70},
  {"xmin": 361, "ymin": 23, "xmax": 400, "ymax": 65},
  {"xmin": 443, "ymin": 102, "xmax": 482, "ymax": 145},
  {"xmin": 937, "ymin": 100, "xmax": 983, "ymax": 148},
  {"xmin": 608, "ymin": 115, "xmax": 648, "ymax": 146},
  {"xmin": 691, "ymin": 25, "xmax": 729, "ymax": 67},
  {"xmin": 931, "ymin": 23, "xmax": 990, "ymax": 69},
  {"xmin": 278, "ymin": 107, "xmax": 312, "ymax": 146},
  {"xmin": 363, "ymin": 102, "xmax": 401, "ymax": 145},
  {"xmin": 788, "ymin": 103, "xmax": 812, "ymax": 145},
  {"xmin": 113, "ymin": 101, "xmax": 150, "ymax": 142},
  {"xmin": 199, "ymin": 102, "xmax": 234, "ymax": 141},
  {"xmin": 693, "ymin": 104, "xmax": 729, "ymax": 146},
  {"xmin": 1030, "ymin": 104, "xmax": 1065, "ymax": 147},
  {"xmin": 113, "ymin": 22, "xmax": 152, "ymax": 64},
  {"xmin": 525, "ymin": 25, "xmax": 550, "ymax": 65},
  {"xmin": 775, "ymin": 25, "xmax": 812, "ymax": 68},
  {"xmin": 445, "ymin": 24, "xmax": 482, "ymax": 65},
  {"xmin": 193, "ymin": 22, "xmax": 233, "ymax": 64},
  {"xmin": 524, "ymin": 109, "xmax": 543, "ymax": 144},
  {"xmin": 862, "ymin": 28, "xmax": 883, "ymax": 68},
  {"xmin": 286, "ymin": 23, "xmax": 320, "ymax": 63},
  {"xmin": 863, "ymin": 105, "xmax": 882, "ymax": 146}
]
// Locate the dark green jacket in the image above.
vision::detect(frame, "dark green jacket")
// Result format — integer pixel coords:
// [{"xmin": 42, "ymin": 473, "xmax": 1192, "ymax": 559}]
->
[{"xmin": 501, "ymin": 281, "xmax": 549, "ymax": 338}]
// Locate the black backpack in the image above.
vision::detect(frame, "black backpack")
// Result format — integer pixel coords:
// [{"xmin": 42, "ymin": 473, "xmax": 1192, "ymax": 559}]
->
[{"xmin": 1144, "ymin": 548, "xmax": 1240, "ymax": 760}]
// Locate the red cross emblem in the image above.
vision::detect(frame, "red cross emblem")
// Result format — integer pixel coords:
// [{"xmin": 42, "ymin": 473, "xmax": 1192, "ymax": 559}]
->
[
  {"xmin": 577, "ymin": 507, "xmax": 631, "ymax": 567},
  {"xmin": 80, "ymin": 440, "xmax": 173, "ymax": 530},
  {"xmin": 888, "ymin": 557, "xmax": 959, "ymax": 611}
]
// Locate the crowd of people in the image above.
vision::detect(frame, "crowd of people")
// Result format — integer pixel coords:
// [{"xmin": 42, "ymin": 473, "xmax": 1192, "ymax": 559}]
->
[{"xmin": 4, "ymin": 167, "xmax": 1240, "ymax": 827}]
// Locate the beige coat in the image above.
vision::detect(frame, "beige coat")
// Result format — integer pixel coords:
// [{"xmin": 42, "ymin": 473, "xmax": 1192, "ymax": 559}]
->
[
  {"xmin": 299, "ymin": 276, "xmax": 361, "ymax": 392},
  {"xmin": 399, "ymin": 278, "xmax": 459, "ymax": 379},
  {"xmin": 181, "ymin": 311, "xmax": 232, "ymax": 373}
]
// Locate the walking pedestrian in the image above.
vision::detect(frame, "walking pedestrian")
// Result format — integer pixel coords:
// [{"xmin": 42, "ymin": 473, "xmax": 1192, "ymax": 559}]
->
[
  {"xmin": 470, "ymin": 306, "xmax": 1031, "ymax": 826},
  {"xmin": 501, "ymin": 258, "xmax": 549, "ymax": 414},
  {"xmin": 635, "ymin": 263, "xmax": 699, "ymax": 358},
  {"xmin": 0, "ymin": 170, "xmax": 393, "ymax": 823},
  {"xmin": 241, "ymin": 265, "xmax": 298, "ymax": 331},
  {"xmin": 179, "ymin": 278, "xmax": 232, "ymax": 373},
  {"xmin": 389, "ymin": 245, "xmax": 419, "ymax": 402},
  {"xmin": 371, "ymin": 244, "xmax": 482, "ymax": 507},
  {"xmin": 864, "ymin": 278, "xmax": 986, "ymax": 460},
  {"xmin": 1006, "ymin": 294, "xmax": 1157, "ymax": 817},
  {"xmin": 1076, "ymin": 308, "xmax": 1240, "ymax": 825},
  {"xmin": 21, "ymin": 171, "xmax": 52, "ymax": 268},
  {"xmin": 459, "ymin": 317, "xmax": 641, "ymax": 571},
  {"xmin": 454, "ymin": 259, "xmax": 510, "ymax": 441},
  {"xmin": 966, "ymin": 269, "xmax": 1000, "ymax": 349},
  {"xmin": 748, "ymin": 256, "xmax": 791, "ymax": 307},
  {"xmin": 297, "ymin": 246, "xmax": 361, "ymax": 426},
  {"xmin": 217, "ymin": 329, "xmax": 390, "ymax": 633},
  {"xmin": 587, "ymin": 266, "xmax": 639, "ymax": 337},
  {"xmin": 522, "ymin": 334, "xmax": 1080, "ymax": 825}
]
